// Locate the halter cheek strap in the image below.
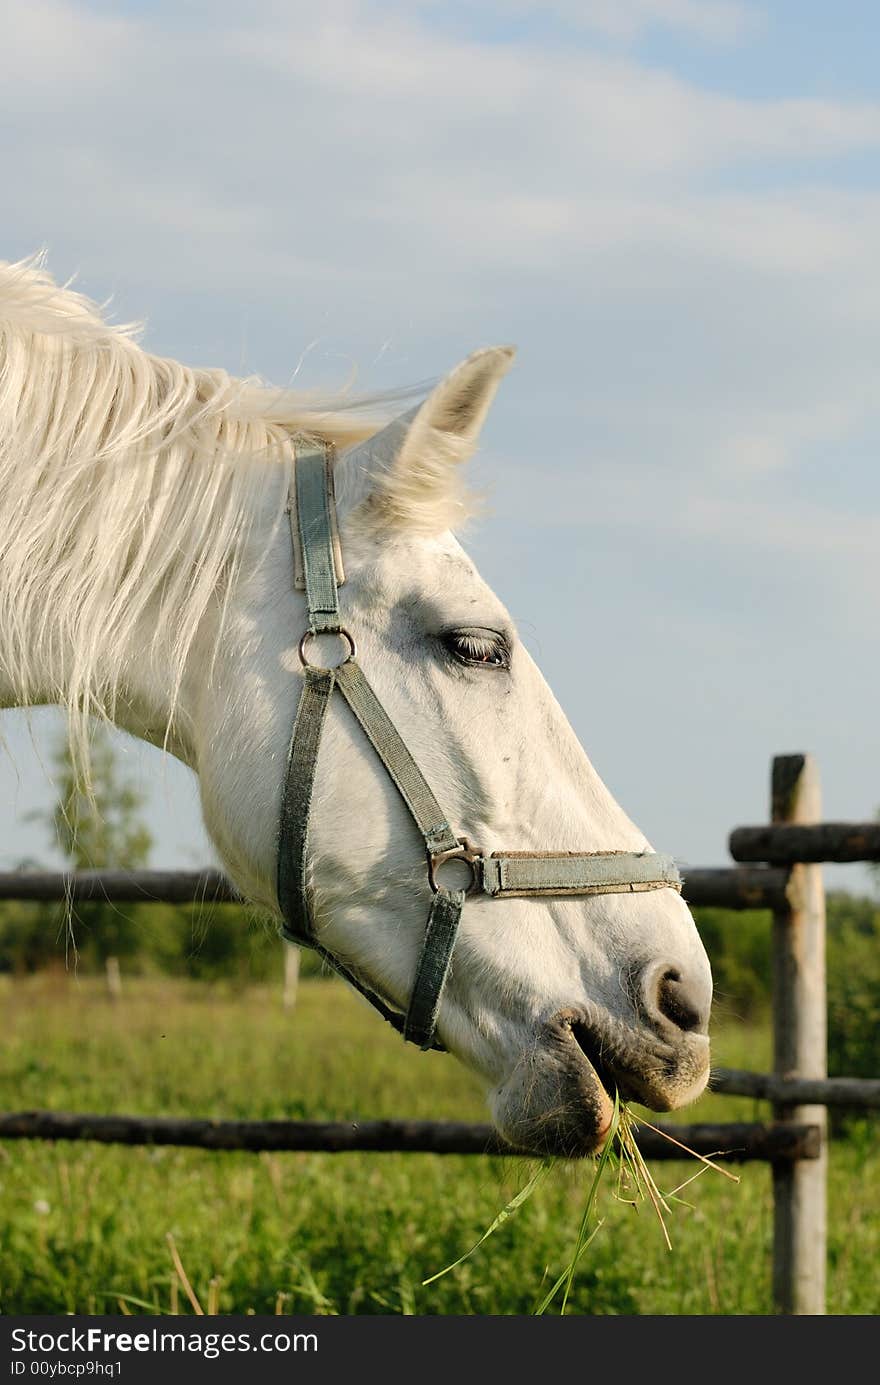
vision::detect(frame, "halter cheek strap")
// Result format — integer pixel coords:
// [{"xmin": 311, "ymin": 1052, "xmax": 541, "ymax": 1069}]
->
[
  {"xmin": 276, "ymin": 439, "xmax": 682, "ymax": 1052},
  {"xmin": 277, "ymin": 441, "xmax": 464, "ymax": 1050}
]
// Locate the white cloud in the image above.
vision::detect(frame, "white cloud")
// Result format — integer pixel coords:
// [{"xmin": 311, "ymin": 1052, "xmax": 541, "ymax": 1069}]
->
[
  {"xmin": 1, "ymin": 0, "xmax": 872, "ymax": 554},
  {"xmin": 3, "ymin": 0, "xmax": 879, "ymax": 328},
  {"xmin": 4, "ymin": 0, "xmax": 880, "ymax": 876},
  {"xmin": 225, "ymin": 13, "xmax": 880, "ymax": 180},
  {"xmin": 0, "ymin": 0, "xmax": 129, "ymax": 92},
  {"xmin": 561, "ymin": 0, "xmax": 760, "ymax": 43},
  {"xmin": 2, "ymin": 0, "xmax": 879, "ymax": 575},
  {"xmin": 420, "ymin": 0, "xmax": 761, "ymax": 45}
]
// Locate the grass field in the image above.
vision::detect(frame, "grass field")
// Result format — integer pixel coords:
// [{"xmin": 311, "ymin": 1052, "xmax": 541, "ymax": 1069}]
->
[{"xmin": 1, "ymin": 973, "xmax": 877, "ymax": 1316}]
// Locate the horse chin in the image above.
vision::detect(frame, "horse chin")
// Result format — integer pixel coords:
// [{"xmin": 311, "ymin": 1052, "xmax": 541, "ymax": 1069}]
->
[{"xmin": 489, "ymin": 1006, "xmax": 710, "ymax": 1158}]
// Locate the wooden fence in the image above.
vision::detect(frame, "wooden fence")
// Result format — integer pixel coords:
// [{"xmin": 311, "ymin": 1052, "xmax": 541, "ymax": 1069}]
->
[{"xmin": 2, "ymin": 752, "xmax": 879, "ymax": 1315}]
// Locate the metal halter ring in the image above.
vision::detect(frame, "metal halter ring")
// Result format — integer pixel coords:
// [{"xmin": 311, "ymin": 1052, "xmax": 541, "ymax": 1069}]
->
[
  {"xmin": 428, "ymin": 838, "xmax": 482, "ymax": 897},
  {"xmin": 298, "ymin": 628, "xmax": 357, "ymax": 670}
]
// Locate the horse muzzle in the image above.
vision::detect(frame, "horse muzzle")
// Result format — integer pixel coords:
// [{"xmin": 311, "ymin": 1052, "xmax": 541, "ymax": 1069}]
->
[{"xmin": 490, "ymin": 1001, "xmax": 711, "ymax": 1157}]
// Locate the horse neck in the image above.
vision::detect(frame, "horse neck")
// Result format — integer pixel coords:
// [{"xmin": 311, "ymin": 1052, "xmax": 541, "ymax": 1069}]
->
[{"xmin": 0, "ymin": 557, "xmax": 203, "ymax": 766}]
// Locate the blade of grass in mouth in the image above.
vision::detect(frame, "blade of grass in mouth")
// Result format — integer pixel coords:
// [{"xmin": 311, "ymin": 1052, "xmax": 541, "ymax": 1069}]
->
[{"xmin": 533, "ymin": 1090, "xmax": 623, "ymax": 1315}]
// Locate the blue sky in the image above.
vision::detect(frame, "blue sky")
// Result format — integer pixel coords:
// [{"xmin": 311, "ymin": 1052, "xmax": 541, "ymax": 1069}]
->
[{"xmin": 2, "ymin": 0, "xmax": 879, "ymax": 892}]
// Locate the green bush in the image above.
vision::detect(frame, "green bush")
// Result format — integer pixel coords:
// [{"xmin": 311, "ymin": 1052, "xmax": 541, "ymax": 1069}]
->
[
  {"xmin": 826, "ymin": 897, "xmax": 880, "ymax": 1092},
  {"xmin": 0, "ymin": 898, "xmax": 68, "ymax": 973},
  {"xmin": 694, "ymin": 892, "xmax": 880, "ymax": 1129},
  {"xmin": 692, "ymin": 905, "xmax": 772, "ymax": 1020},
  {"xmin": 0, "ymin": 894, "xmax": 333, "ymax": 984}
]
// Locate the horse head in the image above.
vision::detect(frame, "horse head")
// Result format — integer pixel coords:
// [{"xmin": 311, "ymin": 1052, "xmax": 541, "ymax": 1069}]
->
[
  {"xmin": 0, "ymin": 259, "xmax": 711, "ymax": 1156},
  {"xmin": 195, "ymin": 346, "xmax": 713, "ymax": 1155}
]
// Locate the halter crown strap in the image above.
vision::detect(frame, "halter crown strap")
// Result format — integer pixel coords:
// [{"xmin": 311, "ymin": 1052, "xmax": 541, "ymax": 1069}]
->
[
  {"xmin": 277, "ymin": 442, "xmax": 465, "ymax": 1050},
  {"xmin": 290, "ymin": 440, "xmax": 344, "ymax": 633},
  {"xmin": 276, "ymin": 438, "xmax": 682, "ymax": 1054}
]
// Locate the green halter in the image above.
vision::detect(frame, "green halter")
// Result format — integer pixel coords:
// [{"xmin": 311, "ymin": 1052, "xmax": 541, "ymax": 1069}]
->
[{"xmin": 276, "ymin": 439, "xmax": 681, "ymax": 1051}]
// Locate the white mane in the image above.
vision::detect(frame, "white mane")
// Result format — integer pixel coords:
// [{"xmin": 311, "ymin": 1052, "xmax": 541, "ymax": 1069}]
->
[{"xmin": 0, "ymin": 256, "xmax": 393, "ymax": 775}]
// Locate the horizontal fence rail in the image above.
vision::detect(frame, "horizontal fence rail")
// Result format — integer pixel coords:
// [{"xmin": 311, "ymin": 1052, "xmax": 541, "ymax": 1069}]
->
[
  {"xmin": 710, "ymin": 1069, "xmax": 880, "ymax": 1110},
  {"xmin": 0, "ymin": 866, "xmax": 791, "ymax": 911},
  {"xmin": 680, "ymin": 867, "xmax": 789, "ymax": 910},
  {"xmin": 0, "ymin": 1111, "xmax": 821, "ymax": 1161},
  {"xmin": 0, "ymin": 869, "xmax": 239, "ymax": 904},
  {"xmin": 730, "ymin": 821, "xmax": 880, "ymax": 865}
]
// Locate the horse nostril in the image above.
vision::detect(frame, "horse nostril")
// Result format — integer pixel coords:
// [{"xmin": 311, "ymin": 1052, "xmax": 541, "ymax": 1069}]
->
[{"xmin": 642, "ymin": 962, "xmax": 709, "ymax": 1036}]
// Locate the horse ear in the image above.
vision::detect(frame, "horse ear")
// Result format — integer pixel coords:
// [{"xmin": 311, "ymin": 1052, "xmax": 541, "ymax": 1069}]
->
[{"xmin": 343, "ymin": 345, "xmax": 516, "ymax": 534}]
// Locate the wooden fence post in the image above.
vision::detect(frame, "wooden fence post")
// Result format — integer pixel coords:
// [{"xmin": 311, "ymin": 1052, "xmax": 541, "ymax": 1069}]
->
[
  {"xmin": 770, "ymin": 754, "xmax": 827, "ymax": 1314},
  {"xmin": 105, "ymin": 955, "xmax": 122, "ymax": 1001}
]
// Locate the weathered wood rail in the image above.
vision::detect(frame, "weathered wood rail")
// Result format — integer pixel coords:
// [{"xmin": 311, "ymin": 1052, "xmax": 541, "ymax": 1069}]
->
[
  {"xmin": 0, "ymin": 868, "xmax": 239, "ymax": 904},
  {"xmin": 0, "ymin": 865, "xmax": 789, "ymax": 910},
  {"xmin": 0, "ymin": 1111, "xmax": 820, "ymax": 1161},
  {"xmin": 730, "ymin": 821, "xmax": 880, "ymax": 865},
  {"xmin": 709, "ymin": 1069, "xmax": 880, "ymax": 1110},
  {"xmin": 3, "ymin": 752, "xmax": 880, "ymax": 1315}
]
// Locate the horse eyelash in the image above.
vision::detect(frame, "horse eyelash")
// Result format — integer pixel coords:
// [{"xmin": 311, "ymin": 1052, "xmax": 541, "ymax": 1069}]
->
[{"xmin": 441, "ymin": 628, "xmax": 511, "ymax": 669}]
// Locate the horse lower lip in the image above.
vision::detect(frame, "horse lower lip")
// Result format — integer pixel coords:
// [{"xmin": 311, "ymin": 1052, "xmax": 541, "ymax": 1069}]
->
[
  {"xmin": 492, "ymin": 1012, "xmax": 619, "ymax": 1156},
  {"xmin": 556, "ymin": 1017, "xmax": 616, "ymax": 1148},
  {"xmin": 569, "ymin": 1021, "xmax": 620, "ymax": 1102}
]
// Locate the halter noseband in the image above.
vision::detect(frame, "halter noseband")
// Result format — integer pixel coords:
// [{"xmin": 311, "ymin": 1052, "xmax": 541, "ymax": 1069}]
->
[{"xmin": 276, "ymin": 439, "xmax": 682, "ymax": 1051}]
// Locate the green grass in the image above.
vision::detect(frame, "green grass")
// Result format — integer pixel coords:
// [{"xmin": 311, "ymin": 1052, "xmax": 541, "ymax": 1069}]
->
[{"xmin": 1, "ymin": 974, "xmax": 877, "ymax": 1315}]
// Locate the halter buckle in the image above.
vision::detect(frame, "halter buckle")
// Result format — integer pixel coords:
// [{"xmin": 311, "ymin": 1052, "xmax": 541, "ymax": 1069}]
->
[{"xmin": 428, "ymin": 838, "xmax": 482, "ymax": 897}]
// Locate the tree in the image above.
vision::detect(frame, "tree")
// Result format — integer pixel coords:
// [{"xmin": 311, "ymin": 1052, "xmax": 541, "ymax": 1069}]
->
[
  {"xmin": 52, "ymin": 725, "xmax": 152, "ymax": 874},
  {"xmin": 868, "ymin": 806, "xmax": 880, "ymax": 898},
  {"xmin": 48, "ymin": 722, "xmax": 153, "ymax": 967}
]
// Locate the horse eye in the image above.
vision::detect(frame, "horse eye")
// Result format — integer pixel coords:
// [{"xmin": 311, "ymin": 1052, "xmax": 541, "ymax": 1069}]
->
[{"xmin": 442, "ymin": 628, "xmax": 511, "ymax": 670}]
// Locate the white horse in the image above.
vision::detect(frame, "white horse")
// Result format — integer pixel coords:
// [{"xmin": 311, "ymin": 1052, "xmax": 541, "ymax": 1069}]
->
[{"xmin": 0, "ymin": 257, "xmax": 712, "ymax": 1154}]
